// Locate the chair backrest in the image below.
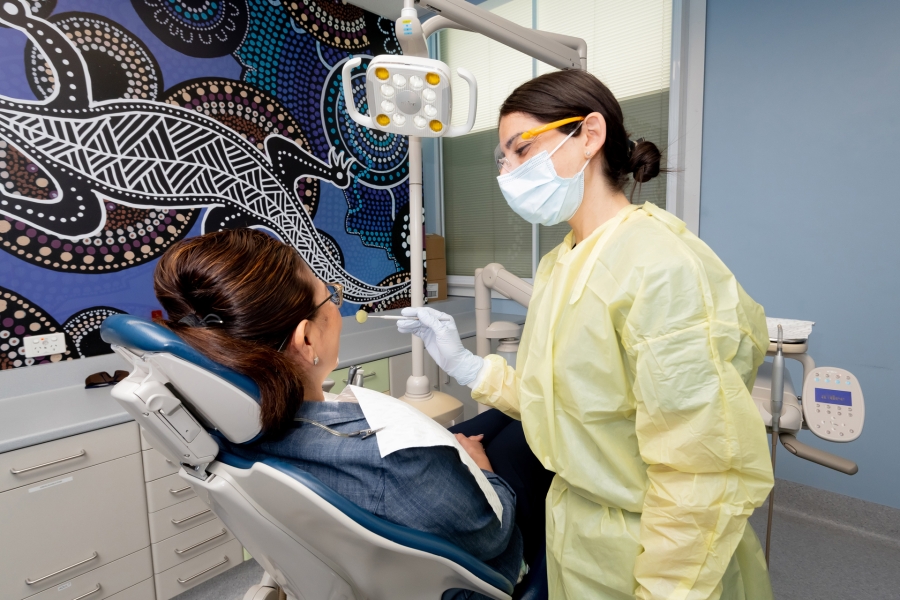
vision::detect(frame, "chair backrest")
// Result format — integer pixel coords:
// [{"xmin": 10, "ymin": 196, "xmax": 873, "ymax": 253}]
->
[{"xmin": 100, "ymin": 315, "xmax": 513, "ymax": 600}]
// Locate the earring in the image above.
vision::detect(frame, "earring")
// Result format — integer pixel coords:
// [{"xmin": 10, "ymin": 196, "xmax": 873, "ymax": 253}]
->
[
  {"xmin": 584, "ymin": 151, "xmax": 591, "ymax": 158},
  {"xmin": 314, "ymin": 356, "xmax": 319, "ymax": 366}
]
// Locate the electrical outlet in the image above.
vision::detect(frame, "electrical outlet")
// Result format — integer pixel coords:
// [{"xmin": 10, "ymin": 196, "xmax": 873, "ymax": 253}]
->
[{"xmin": 22, "ymin": 332, "xmax": 67, "ymax": 358}]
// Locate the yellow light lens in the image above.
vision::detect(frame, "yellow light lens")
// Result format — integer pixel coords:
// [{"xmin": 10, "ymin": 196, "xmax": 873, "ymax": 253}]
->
[
  {"xmin": 375, "ymin": 67, "xmax": 389, "ymax": 80},
  {"xmin": 426, "ymin": 72, "xmax": 441, "ymax": 86},
  {"xmin": 376, "ymin": 114, "xmax": 390, "ymax": 126},
  {"xmin": 429, "ymin": 120, "xmax": 443, "ymax": 132}
]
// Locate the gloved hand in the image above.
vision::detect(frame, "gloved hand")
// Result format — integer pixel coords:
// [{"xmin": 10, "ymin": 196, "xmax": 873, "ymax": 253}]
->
[{"xmin": 397, "ymin": 307, "xmax": 485, "ymax": 387}]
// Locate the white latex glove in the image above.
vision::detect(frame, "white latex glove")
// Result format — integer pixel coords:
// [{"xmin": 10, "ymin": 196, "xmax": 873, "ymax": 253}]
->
[{"xmin": 397, "ymin": 307, "xmax": 484, "ymax": 386}]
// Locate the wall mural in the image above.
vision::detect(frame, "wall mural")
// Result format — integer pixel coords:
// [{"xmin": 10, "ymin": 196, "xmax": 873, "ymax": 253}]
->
[{"xmin": 0, "ymin": 0, "xmax": 419, "ymax": 371}]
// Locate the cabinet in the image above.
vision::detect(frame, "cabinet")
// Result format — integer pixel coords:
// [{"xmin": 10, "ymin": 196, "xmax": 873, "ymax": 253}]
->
[
  {"xmin": 139, "ymin": 431, "xmax": 240, "ymax": 600},
  {"xmin": 0, "ymin": 422, "xmax": 153, "ymax": 600}
]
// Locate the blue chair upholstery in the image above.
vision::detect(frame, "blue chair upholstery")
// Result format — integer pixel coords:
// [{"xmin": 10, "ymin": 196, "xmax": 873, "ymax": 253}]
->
[{"xmin": 101, "ymin": 314, "xmax": 260, "ymax": 400}]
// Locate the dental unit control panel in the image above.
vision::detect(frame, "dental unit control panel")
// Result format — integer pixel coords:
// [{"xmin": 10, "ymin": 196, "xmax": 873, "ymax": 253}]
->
[{"xmin": 802, "ymin": 367, "xmax": 864, "ymax": 442}]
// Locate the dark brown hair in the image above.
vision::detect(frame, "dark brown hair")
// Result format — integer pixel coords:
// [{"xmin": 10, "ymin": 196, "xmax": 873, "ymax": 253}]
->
[
  {"xmin": 153, "ymin": 229, "xmax": 318, "ymax": 438},
  {"xmin": 499, "ymin": 69, "xmax": 663, "ymax": 195}
]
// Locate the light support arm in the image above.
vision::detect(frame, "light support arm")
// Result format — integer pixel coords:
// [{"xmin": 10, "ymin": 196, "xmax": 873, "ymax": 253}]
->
[
  {"xmin": 416, "ymin": 0, "xmax": 586, "ymax": 71},
  {"xmin": 421, "ymin": 15, "xmax": 587, "ymax": 70}
]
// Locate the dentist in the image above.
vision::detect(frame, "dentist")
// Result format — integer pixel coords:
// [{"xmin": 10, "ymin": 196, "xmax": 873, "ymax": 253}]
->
[{"xmin": 399, "ymin": 70, "xmax": 774, "ymax": 600}]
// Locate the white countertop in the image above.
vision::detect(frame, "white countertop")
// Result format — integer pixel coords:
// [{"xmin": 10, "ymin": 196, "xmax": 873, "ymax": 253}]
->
[{"xmin": 0, "ymin": 297, "xmax": 525, "ymax": 454}]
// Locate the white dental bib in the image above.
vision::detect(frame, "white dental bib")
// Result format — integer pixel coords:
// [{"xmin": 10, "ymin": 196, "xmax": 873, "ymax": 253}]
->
[{"xmin": 333, "ymin": 385, "xmax": 503, "ymax": 522}]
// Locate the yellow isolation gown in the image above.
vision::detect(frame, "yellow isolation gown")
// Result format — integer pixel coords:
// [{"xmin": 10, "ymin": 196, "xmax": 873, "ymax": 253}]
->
[{"xmin": 472, "ymin": 203, "xmax": 774, "ymax": 599}]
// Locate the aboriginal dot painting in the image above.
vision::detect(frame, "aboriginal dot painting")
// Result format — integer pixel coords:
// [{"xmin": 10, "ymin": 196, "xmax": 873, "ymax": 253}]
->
[{"xmin": 0, "ymin": 0, "xmax": 423, "ymax": 372}]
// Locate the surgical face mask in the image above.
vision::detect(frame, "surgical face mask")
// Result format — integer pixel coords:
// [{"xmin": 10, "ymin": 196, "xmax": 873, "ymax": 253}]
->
[{"xmin": 496, "ymin": 126, "xmax": 590, "ymax": 226}]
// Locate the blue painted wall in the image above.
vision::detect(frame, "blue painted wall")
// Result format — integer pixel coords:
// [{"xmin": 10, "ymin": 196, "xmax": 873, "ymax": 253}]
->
[{"xmin": 701, "ymin": 0, "xmax": 900, "ymax": 508}]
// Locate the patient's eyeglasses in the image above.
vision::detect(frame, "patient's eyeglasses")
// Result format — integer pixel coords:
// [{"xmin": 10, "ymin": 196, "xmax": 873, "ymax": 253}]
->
[{"xmin": 277, "ymin": 282, "xmax": 343, "ymax": 352}]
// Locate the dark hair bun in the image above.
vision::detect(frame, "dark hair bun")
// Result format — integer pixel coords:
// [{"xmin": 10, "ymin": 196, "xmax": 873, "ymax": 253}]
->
[{"xmin": 630, "ymin": 139, "xmax": 662, "ymax": 183}]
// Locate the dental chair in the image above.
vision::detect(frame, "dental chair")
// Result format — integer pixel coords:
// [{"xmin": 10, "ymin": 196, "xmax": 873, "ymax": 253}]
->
[{"xmin": 100, "ymin": 315, "xmax": 545, "ymax": 600}]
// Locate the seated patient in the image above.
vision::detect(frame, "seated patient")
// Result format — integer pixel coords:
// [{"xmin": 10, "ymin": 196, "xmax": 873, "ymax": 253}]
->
[{"xmin": 153, "ymin": 229, "xmax": 546, "ymax": 596}]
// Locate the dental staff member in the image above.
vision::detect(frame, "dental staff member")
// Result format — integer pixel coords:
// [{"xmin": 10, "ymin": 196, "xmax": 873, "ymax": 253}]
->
[{"xmin": 399, "ymin": 70, "xmax": 775, "ymax": 600}]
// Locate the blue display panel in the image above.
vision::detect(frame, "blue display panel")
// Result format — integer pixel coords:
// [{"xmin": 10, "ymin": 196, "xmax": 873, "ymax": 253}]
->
[{"xmin": 815, "ymin": 388, "xmax": 852, "ymax": 406}]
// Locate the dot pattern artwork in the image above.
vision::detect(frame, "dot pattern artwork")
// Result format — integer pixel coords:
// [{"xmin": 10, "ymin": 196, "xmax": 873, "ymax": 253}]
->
[
  {"xmin": 27, "ymin": 12, "xmax": 163, "ymax": 102},
  {"xmin": 131, "ymin": 0, "xmax": 250, "ymax": 58},
  {"xmin": 280, "ymin": 0, "xmax": 368, "ymax": 50}
]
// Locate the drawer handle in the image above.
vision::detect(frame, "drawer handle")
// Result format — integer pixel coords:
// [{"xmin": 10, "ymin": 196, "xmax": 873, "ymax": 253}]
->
[
  {"xmin": 25, "ymin": 551, "xmax": 98, "ymax": 585},
  {"xmin": 171, "ymin": 508, "xmax": 211, "ymax": 525},
  {"xmin": 169, "ymin": 485, "xmax": 192, "ymax": 495},
  {"xmin": 72, "ymin": 584, "xmax": 102, "ymax": 600},
  {"xmin": 342, "ymin": 372, "xmax": 376, "ymax": 383},
  {"xmin": 11, "ymin": 449, "xmax": 86, "ymax": 475},
  {"xmin": 175, "ymin": 529, "xmax": 228, "ymax": 554},
  {"xmin": 177, "ymin": 556, "xmax": 229, "ymax": 584}
]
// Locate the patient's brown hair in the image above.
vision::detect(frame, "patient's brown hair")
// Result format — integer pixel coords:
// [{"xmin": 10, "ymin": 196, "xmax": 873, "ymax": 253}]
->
[{"xmin": 153, "ymin": 229, "xmax": 318, "ymax": 438}]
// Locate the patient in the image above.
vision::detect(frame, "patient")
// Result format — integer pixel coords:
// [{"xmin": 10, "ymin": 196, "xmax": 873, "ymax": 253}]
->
[{"xmin": 153, "ymin": 229, "xmax": 552, "ymax": 597}]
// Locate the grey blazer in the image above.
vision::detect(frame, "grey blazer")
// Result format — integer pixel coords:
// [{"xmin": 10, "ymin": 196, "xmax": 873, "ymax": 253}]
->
[{"xmin": 218, "ymin": 400, "xmax": 524, "ymax": 596}]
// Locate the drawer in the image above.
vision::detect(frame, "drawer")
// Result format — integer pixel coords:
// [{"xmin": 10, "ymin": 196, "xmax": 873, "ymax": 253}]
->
[
  {"xmin": 0, "ymin": 422, "xmax": 140, "ymax": 493},
  {"xmin": 329, "ymin": 358, "xmax": 390, "ymax": 395},
  {"xmin": 148, "ymin": 496, "xmax": 217, "ymax": 543},
  {"xmin": 145, "ymin": 473, "xmax": 196, "ymax": 513},
  {"xmin": 151, "ymin": 518, "xmax": 234, "ymax": 573},
  {"xmin": 27, "ymin": 548, "xmax": 152, "ymax": 600},
  {"xmin": 0, "ymin": 453, "xmax": 150, "ymax": 600},
  {"xmin": 140, "ymin": 429, "xmax": 153, "ymax": 451},
  {"xmin": 154, "ymin": 539, "xmax": 243, "ymax": 600},
  {"xmin": 142, "ymin": 449, "xmax": 178, "ymax": 482},
  {"xmin": 107, "ymin": 578, "xmax": 155, "ymax": 600}
]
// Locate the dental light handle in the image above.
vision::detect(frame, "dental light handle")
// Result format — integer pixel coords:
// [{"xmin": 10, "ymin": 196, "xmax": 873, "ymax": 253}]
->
[
  {"xmin": 445, "ymin": 67, "xmax": 477, "ymax": 138},
  {"xmin": 341, "ymin": 57, "xmax": 374, "ymax": 129}
]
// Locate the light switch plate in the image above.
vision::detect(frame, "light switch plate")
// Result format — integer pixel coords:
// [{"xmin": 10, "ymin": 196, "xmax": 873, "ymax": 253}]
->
[{"xmin": 22, "ymin": 332, "xmax": 67, "ymax": 357}]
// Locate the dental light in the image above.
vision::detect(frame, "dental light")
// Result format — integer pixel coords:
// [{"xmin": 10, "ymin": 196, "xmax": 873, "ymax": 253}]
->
[{"xmin": 343, "ymin": 54, "xmax": 476, "ymax": 138}]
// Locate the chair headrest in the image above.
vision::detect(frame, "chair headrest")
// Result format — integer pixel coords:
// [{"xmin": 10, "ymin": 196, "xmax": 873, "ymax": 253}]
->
[{"xmin": 101, "ymin": 314, "xmax": 260, "ymax": 400}]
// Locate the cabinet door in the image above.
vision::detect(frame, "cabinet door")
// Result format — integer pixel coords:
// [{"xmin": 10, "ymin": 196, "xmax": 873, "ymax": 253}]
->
[
  {"xmin": 153, "ymin": 539, "xmax": 243, "ymax": 600},
  {"xmin": 145, "ymin": 474, "xmax": 196, "ymax": 513},
  {"xmin": 151, "ymin": 518, "xmax": 234, "ymax": 573},
  {"xmin": 0, "ymin": 422, "xmax": 139, "ymax": 493},
  {"xmin": 26, "ymin": 548, "xmax": 152, "ymax": 600},
  {"xmin": 148, "ymin": 496, "xmax": 218, "ymax": 544},
  {"xmin": 0, "ymin": 453, "xmax": 150, "ymax": 600}
]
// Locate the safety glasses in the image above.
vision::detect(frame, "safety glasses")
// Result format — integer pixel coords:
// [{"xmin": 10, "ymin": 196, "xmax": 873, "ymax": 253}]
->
[
  {"xmin": 494, "ymin": 116, "xmax": 585, "ymax": 174},
  {"xmin": 277, "ymin": 282, "xmax": 343, "ymax": 352}
]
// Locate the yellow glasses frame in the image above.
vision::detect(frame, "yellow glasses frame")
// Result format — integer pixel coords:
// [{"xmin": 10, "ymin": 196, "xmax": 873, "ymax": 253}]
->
[{"xmin": 520, "ymin": 116, "xmax": 585, "ymax": 140}]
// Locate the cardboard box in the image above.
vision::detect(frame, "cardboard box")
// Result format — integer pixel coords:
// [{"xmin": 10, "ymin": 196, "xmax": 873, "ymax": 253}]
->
[
  {"xmin": 426, "ymin": 257, "xmax": 446, "ymax": 281},
  {"xmin": 425, "ymin": 234, "xmax": 445, "ymax": 260},
  {"xmin": 426, "ymin": 279, "xmax": 448, "ymax": 301}
]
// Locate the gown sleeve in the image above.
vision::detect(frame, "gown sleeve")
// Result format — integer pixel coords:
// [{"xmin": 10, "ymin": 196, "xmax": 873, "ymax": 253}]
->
[
  {"xmin": 624, "ymin": 255, "xmax": 774, "ymax": 600},
  {"xmin": 470, "ymin": 354, "xmax": 522, "ymax": 420}
]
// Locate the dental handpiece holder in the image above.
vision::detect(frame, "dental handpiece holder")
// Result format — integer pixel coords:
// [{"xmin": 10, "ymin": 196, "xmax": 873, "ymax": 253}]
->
[{"xmin": 752, "ymin": 326, "xmax": 865, "ymax": 475}]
